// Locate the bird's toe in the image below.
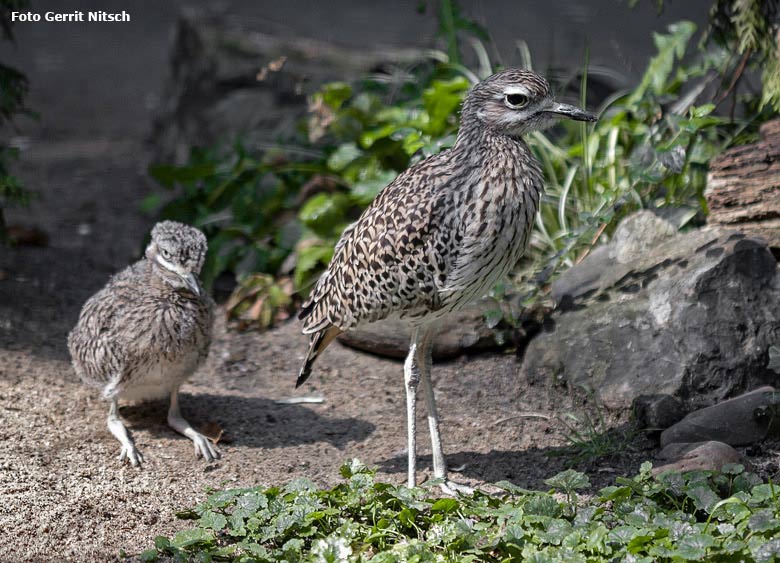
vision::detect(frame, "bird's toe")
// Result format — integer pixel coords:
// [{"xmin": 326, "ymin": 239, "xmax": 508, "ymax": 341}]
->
[
  {"xmin": 439, "ymin": 480, "xmax": 475, "ymax": 497},
  {"xmin": 192, "ymin": 433, "xmax": 219, "ymax": 462},
  {"xmin": 119, "ymin": 444, "xmax": 143, "ymax": 467}
]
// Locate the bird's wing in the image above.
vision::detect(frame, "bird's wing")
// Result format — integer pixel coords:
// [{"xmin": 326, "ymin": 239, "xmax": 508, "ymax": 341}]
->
[
  {"xmin": 67, "ymin": 284, "xmax": 130, "ymax": 388},
  {"xmin": 299, "ymin": 151, "xmax": 463, "ymax": 333},
  {"xmin": 68, "ymin": 261, "xmax": 165, "ymax": 386}
]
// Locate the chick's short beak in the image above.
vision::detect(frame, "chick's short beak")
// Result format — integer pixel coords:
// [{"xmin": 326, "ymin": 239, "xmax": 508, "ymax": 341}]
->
[
  {"xmin": 548, "ymin": 102, "xmax": 598, "ymax": 122},
  {"xmin": 181, "ymin": 272, "xmax": 200, "ymax": 296}
]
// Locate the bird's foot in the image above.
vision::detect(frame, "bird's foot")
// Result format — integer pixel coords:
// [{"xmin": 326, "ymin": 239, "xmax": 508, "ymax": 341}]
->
[
  {"xmin": 118, "ymin": 443, "xmax": 144, "ymax": 467},
  {"xmin": 191, "ymin": 431, "xmax": 220, "ymax": 462},
  {"xmin": 439, "ymin": 479, "xmax": 475, "ymax": 497}
]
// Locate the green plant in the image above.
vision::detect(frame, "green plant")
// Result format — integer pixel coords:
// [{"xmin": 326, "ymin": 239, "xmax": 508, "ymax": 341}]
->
[
  {"xmin": 138, "ymin": 459, "xmax": 780, "ymax": 562},
  {"xmin": 0, "ymin": 0, "xmax": 33, "ymax": 242},
  {"xmin": 556, "ymin": 408, "xmax": 637, "ymax": 465}
]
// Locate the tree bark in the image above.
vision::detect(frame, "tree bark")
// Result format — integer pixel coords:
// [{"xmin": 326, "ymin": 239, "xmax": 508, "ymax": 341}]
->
[{"xmin": 706, "ymin": 120, "xmax": 780, "ymax": 249}]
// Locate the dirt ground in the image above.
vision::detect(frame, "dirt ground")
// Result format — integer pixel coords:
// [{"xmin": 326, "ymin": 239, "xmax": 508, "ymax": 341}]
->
[{"xmin": 1, "ymin": 2, "xmax": 777, "ymax": 561}]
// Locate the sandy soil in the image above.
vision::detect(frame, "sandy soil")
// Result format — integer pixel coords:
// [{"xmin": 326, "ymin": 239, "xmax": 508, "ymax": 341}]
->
[{"xmin": 1, "ymin": 302, "xmax": 655, "ymax": 562}]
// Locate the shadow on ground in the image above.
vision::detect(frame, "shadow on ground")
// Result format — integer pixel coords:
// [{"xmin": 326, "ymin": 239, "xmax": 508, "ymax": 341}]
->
[
  {"xmin": 377, "ymin": 422, "xmax": 653, "ymax": 491},
  {"xmin": 121, "ymin": 393, "xmax": 376, "ymax": 450}
]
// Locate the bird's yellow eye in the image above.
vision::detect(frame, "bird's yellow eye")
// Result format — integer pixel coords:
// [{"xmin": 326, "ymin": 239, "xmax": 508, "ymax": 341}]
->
[{"xmin": 504, "ymin": 93, "xmax": 529, "ymax": 108}]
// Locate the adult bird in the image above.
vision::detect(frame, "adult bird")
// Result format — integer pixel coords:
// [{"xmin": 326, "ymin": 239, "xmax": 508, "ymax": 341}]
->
[
  {"xmin": 296, "ymin": 69, "xmax": 597, "ymax": 491},
  {"xmin": 68, "ymin": 221, "xmax": 218, "ymax": 466}
]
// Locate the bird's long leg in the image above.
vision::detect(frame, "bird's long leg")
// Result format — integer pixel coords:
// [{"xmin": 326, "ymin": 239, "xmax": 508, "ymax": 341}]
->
[
  {"xmin": 167, "ymin": 387, "xmax": 220, "ymax": 462},
  {"xmin": 416, "ymin": 326, "xmax": 443, "ymax": 476},
  {"xmin": 404, "ymin": 328, "xmax": 424, "ymax": 487},
  {"xmin": 418, "ymin": 327, "xmax": 474, "ymax": 496},
  {"xmin": 107, "ymin": 399, "xmax": 143, "ymax": 466}
]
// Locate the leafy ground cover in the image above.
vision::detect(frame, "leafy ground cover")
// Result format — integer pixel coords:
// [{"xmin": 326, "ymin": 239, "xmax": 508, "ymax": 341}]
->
[{"xmin": 140, "ymin": 460, "xmax": 780, "ymax": 563}]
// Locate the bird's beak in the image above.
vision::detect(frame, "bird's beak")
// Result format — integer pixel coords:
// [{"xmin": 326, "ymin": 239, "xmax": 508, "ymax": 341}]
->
[
  {"xmin": 181, "ymin": 272, "xmax": 200, "ymax": 296},
  {"xmin": 547, "ymin": 102, "xmax": 598, "ymax": 122}
]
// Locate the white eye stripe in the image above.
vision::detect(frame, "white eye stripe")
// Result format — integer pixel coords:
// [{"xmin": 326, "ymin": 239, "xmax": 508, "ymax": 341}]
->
[
  {"xmin": 503, "ymin": 86, "xmax": 531, "ymax": 96},
  {"xmin": 155, "ymin": 253, "xmax": 187, "ymax": 276}
]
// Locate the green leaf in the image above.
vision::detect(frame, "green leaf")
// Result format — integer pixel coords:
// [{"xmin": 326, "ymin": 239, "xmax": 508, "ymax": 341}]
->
[
  {"xmin": 749, "ymin": 509, "xmax": 780, "ymax": 533},
  {"xmin": 687, "ymin": 485, "xmax": 720, "ymax": 512},
  {"xmin": 298, "ymin": 193, "xmax": 350, "ymax": 236},
  {"xmin": 138, "ymin": 549, "xmax": 158, "ymax": 562},
  {"xmin": 350, "ymin": 169, "xmax": 397, "ymax": 206},
  {"xmin": 398, "ymin": 508, "xmax": 417, "ymax": 527},
  {"xmin": 199, "ymin": 510, "xmax": 227, "ymax": 530},
  {"xmin": 171, "ymin": 528, "xmax": 214, "ymax": 549},
  {"xmin": 327, "ymin": 142, "xmax": 362, "ymax": 171},
  {"xmin": 544, "ymin": 470, "xmax": 590, "ymax": 492},
  {"xmin": 628, "ymin": 21, "xmax": 696, "ymax": 103},
  {"xmin": 754, "ymin": 538, "xmax": 780, "ymax": 563},
  {"xmin": 674, "ymin": 533, "xmax": 716, "ymax": 560},
  {"xmin": 689, "ymin": 103, "xmax": 715, "ymax": 118},
  {"xmin": 153, "ymin": 536, "xmax": 170, "ymax": 550},
  {"xmin": 422, "ymin": 77, "xmax": 470, "ymax": 136},
  {"xmin": 431, "ymin": 498, "xmax": 459, "ymax": 513},
  {"xmin": 320, "ymin": 81, "xmax": 353, "ymax": 109}
]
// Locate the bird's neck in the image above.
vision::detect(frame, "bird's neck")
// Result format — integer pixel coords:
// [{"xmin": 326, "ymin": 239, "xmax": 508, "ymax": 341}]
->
[{"xmin": 454, "ymin": 112, "xmax": 534, "ymax": 167}]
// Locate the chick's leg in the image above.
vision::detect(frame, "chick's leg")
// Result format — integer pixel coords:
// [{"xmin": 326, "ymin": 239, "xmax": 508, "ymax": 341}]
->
[
  {"xmin": 167, "ymin": 387, "xmax": 220, "ymax": 462},
  {"xmin": 107, "ymin": 399, "xmax": 143, "ymax": 466}
]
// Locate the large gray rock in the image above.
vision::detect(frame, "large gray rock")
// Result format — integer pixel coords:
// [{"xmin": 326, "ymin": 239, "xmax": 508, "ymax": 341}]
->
[
  {"xmin": 660, "ymin": 387, "xmax": 780, "ymax": 447},
  {"xmin": 337, "ymin": 299, "xmax": 507, "ymax": 361},
  {"xmin": 153, "ymin": 7, "xmax": 424, "ymax": 164},
  {"xmin": 522, "ymin": 215, "xmax": 780, "ymax": 410}
]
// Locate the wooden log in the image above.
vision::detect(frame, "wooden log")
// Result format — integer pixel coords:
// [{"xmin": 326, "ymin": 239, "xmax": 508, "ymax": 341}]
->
[{"xmin": 706, "ymin": 120, "xmax": 780, "ymax": 248}]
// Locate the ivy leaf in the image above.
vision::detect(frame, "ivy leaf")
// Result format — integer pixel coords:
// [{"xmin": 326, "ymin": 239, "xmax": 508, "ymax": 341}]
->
[
  {"xmin": 431, "ymin": 498, "xmax": 460, "ymax": 513},
  {"xmin": 199, "ymin": 510, "xmax": 227, "ymax": 531},
  {"xmin": 748, "ymin": 509, "xmax": 780, "ymax": 533},
  {"xmin": 544, "ymin": 469, "xmax": 590, "ymax": 493},
  {"xmin": 754, "ymin": 538, "xmax": 780, "ymax": 563},
  {"xmin": 170, "ymin": 528, "xmax": 214, "ymax": 549},
  {"xmin": 327, "ymin": 142, "xmax": 362, "ymax": 171},
  {"xmin": 673, "ymin": 533, "xmax": 716, "ymax": 560}
]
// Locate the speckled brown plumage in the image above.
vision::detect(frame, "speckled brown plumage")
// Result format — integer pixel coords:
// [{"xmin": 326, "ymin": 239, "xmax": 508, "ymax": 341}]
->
[
  {"xmin": 68, "ymin": 221, "xmax": 219, "ymax": 465},
  {"xmin": 296, "ymin": 69, "xmax": 597, "ymax": 491}
]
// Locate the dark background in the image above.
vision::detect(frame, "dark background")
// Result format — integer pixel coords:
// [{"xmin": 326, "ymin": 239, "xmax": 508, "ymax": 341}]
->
[{"xmin": 4, "ymin": 0, "xmax": 711, "ymax": 142}]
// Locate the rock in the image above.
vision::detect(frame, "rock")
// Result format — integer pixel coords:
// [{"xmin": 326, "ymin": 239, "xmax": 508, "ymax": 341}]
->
[
  {"xmin": 337, "ymin": 299, "xmax": 503, "ymax": 361},
  {"xmin": 706, "ymin": 120, "xmax": 780, "ymax": 250},
  {"xmin": 610, "ymin": 210, "xmax": 679, "ymax": 265},
  {"xmin": 652, "ymin": 441, "xmax": 744, "ymax": 475},
  {"xmin": 660, "ymin": 387, "xmax": 780, "ymax": 447},
  {"xmin": 633, "ymin": 394, "xmax": 687, "ymax": 432},
  {"xmin": 522, "ymin": 213, "xmax": 780, "ymax": 410},
  {"xmin": 551, "ymin": 211, "xmax": 677, "ymax": 302},
  {"xmin": 153, "ymin": 7, "xmax": 424, "ymax": 165}
]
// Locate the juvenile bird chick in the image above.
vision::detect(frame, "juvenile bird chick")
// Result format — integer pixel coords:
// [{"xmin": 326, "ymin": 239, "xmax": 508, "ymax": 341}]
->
[{"xmin": 68, "ymin": 221, "xmax": 218, "ymax": 465}]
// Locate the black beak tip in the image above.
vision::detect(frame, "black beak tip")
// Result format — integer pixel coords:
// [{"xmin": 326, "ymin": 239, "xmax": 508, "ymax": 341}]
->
[{"xmin": 575, "ymin": 111, "xmax": 599, "ymax": 123}]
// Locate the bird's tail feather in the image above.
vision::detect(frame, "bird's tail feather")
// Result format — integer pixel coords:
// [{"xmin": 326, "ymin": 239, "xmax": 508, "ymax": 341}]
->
[{"xmin": 296, "ymin": 326, "xmax": 342, "ymax": 388}]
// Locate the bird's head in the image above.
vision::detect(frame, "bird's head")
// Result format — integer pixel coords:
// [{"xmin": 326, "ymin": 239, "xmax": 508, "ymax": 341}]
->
[
  {"xmin": 463, "ymin": 68, "xmax": 598, "ymax": 137},
  {"xmin": 145, "ymin": 221, "xmax": 207, "ymax": 296}
]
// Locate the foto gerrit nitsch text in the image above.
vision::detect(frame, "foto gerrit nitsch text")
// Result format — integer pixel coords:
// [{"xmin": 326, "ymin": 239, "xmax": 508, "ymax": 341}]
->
[{"xmin": 11, "ymin": 11, "xmax": 131, "ymax": 23}]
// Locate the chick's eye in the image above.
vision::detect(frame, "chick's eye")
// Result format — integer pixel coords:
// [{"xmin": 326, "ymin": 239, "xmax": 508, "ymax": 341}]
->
[
  {"xmin": 505, "ymin": 93, "xmax": 529, "ymax": 108},
  {"xmin": 161, "ymin": 249, "xmax": 171, "ymax": 259}
]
